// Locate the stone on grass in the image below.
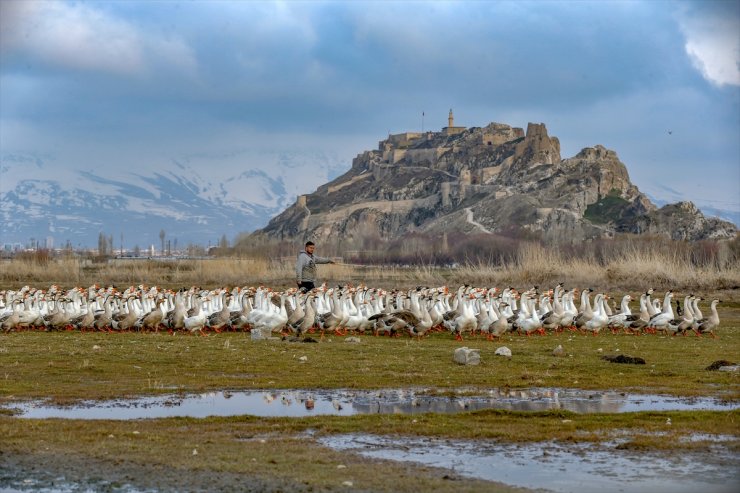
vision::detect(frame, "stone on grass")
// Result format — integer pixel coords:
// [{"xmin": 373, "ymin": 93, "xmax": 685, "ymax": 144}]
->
[
  {"xmin": 494, "ymin": 346, "xmax": 512, "ymax": 358},
  {"xmin": 453, "ymin": 347, "xmax": 481, "ymax": 365},
  {"xmin": 718, "ymin": 365, "xmax": 739, "ymax": 372},
  {"xmin": 345, "ymin": 337, "xmax": 361, "ymax": 344},
  {"xmin": 552, "ymin": 345, "xmax": 565, "ymax": 357},
  {"xmin": 250, "ymin": 328, "xmax": 272, "ymax": 341}
]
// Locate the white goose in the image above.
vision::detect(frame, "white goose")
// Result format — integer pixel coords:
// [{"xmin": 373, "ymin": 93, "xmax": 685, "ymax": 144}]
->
[
  {"xmin": 667, "ymin": 295, "xmax": 694, "ymax": 336},
  {"xmin": 584, "ymin": 294, "xmax": 609, "ymax": 335},
  {"xmin": 647, "ymin": 291, "xmax": 674, "ymax": 332},
  {"xmin": 443, "ymin": 295, "xmax": 477, "ymax": 340},
  {"xmin": 607, "ymin": 294, "xmax": 632, "ymax": 330},
  {"xmin": 517, "ymin": 298, "xmax": 544, "ymax": 336},
  {"xmin": 253, "ymin": 293, "xmax": 289, "ymax": 335},
  {"xmin": 184, "ymin": 297, "xmax": 208, "ymax": 335}
]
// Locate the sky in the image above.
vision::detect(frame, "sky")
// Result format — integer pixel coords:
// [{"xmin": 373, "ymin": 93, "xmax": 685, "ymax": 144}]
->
[{"xmin": 1, "ymin": 0, "xmax": 739, "ymax": 221}]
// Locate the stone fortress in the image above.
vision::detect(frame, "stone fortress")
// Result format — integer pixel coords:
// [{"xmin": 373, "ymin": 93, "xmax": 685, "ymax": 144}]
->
[
  {"xmin": 306, "ymin": 110, "xmax": 556, "ymax": 211},
  {"xmin": 303, "ymin": 110, "xmax": 527, "ymax": 204},
  {"xmin": 268, "ymin": 111, "xmax": 735, "ymax": 244}
]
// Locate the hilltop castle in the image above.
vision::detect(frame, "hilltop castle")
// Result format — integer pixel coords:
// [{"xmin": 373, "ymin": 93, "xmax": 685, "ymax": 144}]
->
[
  {"xmin": 296, "ymin": 112, "xmax": 551, "ymax": 208},
  {"xmin": 378, "ymin": 109, "xmax": 468, "ymax": 164},
  {"xmin": 375, "ymin": 110, "xmax": 528, "ymax": 167},
  {"xmin": 264, "ymin": 115, "xmax": 736, "ymax": 245}
]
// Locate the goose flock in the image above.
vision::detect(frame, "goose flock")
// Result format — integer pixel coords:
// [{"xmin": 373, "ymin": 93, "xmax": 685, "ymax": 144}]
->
[{"xmin": 0, "ymin": 284, "xmax": 722, "ymax": 339}]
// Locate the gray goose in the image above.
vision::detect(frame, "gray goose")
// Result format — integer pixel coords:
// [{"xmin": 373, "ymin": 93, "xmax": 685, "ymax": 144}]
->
[
  {"xmin": 694, "ymin": 299, "xmax": 720, "ymax": 338},
  {"xmin": 138, "ymin": 298, "xmax": 167, "ymax": 332},
  {"xmin": 207, "ymin": 293, "xmax": 232, "ymax": 332}
]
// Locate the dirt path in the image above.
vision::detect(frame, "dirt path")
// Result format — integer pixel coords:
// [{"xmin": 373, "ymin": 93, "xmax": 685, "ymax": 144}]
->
[{"xmin": 464, "ymin": 207, "xmax": 492, "ymax": 233}]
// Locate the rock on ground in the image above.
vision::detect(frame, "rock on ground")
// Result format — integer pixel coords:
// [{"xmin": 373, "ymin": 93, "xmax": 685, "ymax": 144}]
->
[
  {"xmin": 454, "ymin": 347, "xmax": 481, "ymax": 365},
  {"xmin": 494, "ymin": 346, "xmax": 512, "ymax": 358}
]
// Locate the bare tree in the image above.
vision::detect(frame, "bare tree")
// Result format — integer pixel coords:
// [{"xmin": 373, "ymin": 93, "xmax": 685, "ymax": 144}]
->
[
  {"xmin": 159, "ymin": 229, "xmax": 166, "ymax": 256},
  {"xmin": 98, "ymin": 233, "xmax": 106, "ymax": 256}
]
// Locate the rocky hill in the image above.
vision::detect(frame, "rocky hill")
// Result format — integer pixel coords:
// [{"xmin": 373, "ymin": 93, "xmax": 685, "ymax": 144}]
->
[{"xmin": 251, "ymin": 120, "xmax": 736, "ymax": 246}]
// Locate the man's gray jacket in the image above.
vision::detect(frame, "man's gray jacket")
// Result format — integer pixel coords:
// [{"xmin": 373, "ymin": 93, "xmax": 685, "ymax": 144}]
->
[{"xmin": 295, "ymin": 250, "xmax": 332, "ymax": 283}]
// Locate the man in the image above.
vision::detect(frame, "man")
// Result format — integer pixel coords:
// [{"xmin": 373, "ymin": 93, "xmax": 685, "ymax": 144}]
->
[{"xmin": 295, "ymin": 241, "xmax": 334, "ymax": 292}]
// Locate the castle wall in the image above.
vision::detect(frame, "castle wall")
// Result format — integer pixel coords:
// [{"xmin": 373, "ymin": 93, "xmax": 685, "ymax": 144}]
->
[
  {"xmin": 477, "ymin": 166, "xmax": 501, "ymax": 183},
  {"xmin": 390, "ymin": 149, "xmax": 407, "ymax": 164},
  {"xmin": 372, "ymin": 163, "xmax": 393, "ymax": 181},
  {"xmin": 443, "ymin": 126, "xmax": 466, "ymax": 136},
  {"xmin": 353, "ymin": 150, "xmax": 375, "ymax": 168},
  {"xmin": 380, "ymin": 132, "xmax": 422, "ymax": 150},
  {"xmin": 405, "ymin": 148, "xmax": 444, "ymax": 165},
  {"xmin": 479, "ymin": 123, "xmax": 525, "ymax": 146},
  {"xmin": 326, "ymin": 173, "xmax": 371, "ymax": 194}
]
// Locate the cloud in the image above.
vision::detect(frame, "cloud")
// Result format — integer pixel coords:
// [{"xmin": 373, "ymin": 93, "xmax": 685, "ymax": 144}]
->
[
  {"xmin": 1, "ymin": 0, "xmax": 144, "ymax": 75},
  {"xmin": 1, "ymin": 0, "xmax": 737, "ymax": 225},
  {"xmin": 0, "ymin": 0, "xmax": 196, "ymax": 77},
  {"xmin": 676, "ymin": 1, "xmax": 740, "ymax": 87}
]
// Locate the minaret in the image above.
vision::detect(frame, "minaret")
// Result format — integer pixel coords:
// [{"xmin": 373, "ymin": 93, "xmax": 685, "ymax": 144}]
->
[{"xmin": 448, "ymin": 109, "xmax": 454, "ymax": 128}]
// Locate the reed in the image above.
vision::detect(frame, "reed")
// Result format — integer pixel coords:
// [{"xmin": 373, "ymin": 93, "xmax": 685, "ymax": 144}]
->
[{"xmin": 1, "ymin": 245, "xmax": 738, "ymax": 292}]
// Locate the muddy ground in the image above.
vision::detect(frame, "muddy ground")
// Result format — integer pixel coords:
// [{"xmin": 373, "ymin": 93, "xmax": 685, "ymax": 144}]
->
[{"xmin": 0, "ymin": 446, "xmax": 510, "ymax": 493}]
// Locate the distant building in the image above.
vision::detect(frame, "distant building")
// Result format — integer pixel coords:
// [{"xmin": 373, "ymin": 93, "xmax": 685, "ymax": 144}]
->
[
  {"xmin": 375, "ymin": 109, "xmax": 468, "ymax": 165},
  {"xmin": 2, "ymin": 243, "xmax": 22, "ymax": 252},
  {"xmin": 442, "ymin": 109, "xmax": 466, "ymax": 135}
]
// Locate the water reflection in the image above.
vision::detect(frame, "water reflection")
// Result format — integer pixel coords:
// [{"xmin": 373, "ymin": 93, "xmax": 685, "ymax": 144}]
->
[
  {"xmin": 320, "ymin": 434, "xmax": 740, "ymax": 493},
  {"xmin": 6, "ymin": 388, "xmax": 738, "ymax": 420}
]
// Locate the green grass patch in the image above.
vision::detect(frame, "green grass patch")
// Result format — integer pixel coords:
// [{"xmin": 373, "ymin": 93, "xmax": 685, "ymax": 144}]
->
[
  {"xmin": 585, "ymin": 189, "xmax": 632, "ymax": 224},
  {"xmin": 1, "ymin": 410, "xmax": 738, "ymax": 492},
  {"xmin": 2, "ymin": 307, "xmax": 739, "ymax": 491},
  {"xmin": 1, "ymin": 319, "xmax": 739, "ymax": 401}
]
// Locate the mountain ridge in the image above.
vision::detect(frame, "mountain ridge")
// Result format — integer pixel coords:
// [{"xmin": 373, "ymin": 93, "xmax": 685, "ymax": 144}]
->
[{"xmin": 0, "ymin": 150, "xmax": 345, "ymax": 249}]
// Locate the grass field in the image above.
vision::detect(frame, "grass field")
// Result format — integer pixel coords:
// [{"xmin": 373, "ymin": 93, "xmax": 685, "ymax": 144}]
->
[
  {"xmin": 2, "ymin": 303, "xmax": 739, "ymax": 491},
  {"xmin": 1, "ymin": 322, "xmax": 738, "ymax": 401},
  {"xmin": 1, "ymin": 282, "xmax": 738, "ymax": 491}
]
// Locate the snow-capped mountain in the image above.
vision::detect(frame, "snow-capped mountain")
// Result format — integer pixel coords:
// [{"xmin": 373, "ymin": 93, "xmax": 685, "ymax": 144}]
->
[{"xmin": 0, "ymin": 150, "xmax": 348, "ymax": 249}]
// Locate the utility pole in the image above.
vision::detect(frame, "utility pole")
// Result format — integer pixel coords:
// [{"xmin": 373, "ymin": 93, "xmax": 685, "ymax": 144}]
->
[{"xmin": 421, "ymin": 111, "xmax": 424, "ymax": 133}]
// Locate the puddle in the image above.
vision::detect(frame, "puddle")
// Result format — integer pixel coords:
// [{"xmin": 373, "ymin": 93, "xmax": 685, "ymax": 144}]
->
[
  {"xmin": 0, "ymin": 474, "xmax": 146, "ymax": 493},
  {"xmin": 5, "ymin": 388, "xmax": 738, "ymax": 420},
  {"xmin": 320, "ymin": 434, "xmax": 740, "ymax": 493}
]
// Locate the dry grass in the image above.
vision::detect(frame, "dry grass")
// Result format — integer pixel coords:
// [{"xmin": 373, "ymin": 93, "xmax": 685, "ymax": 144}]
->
[
  {"xmin": 475, "ymin": 243, "xmax": 740, "ymax": 292},
  {"xmin": 1, "ymin": 244, "xmax": 738, "ymax": 292}
]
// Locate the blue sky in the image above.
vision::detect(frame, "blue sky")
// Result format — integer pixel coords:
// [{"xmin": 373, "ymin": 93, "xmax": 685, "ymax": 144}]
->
[{"xmin": 1, "ymin": 0, "xmax": 739, "ymax": 220}]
